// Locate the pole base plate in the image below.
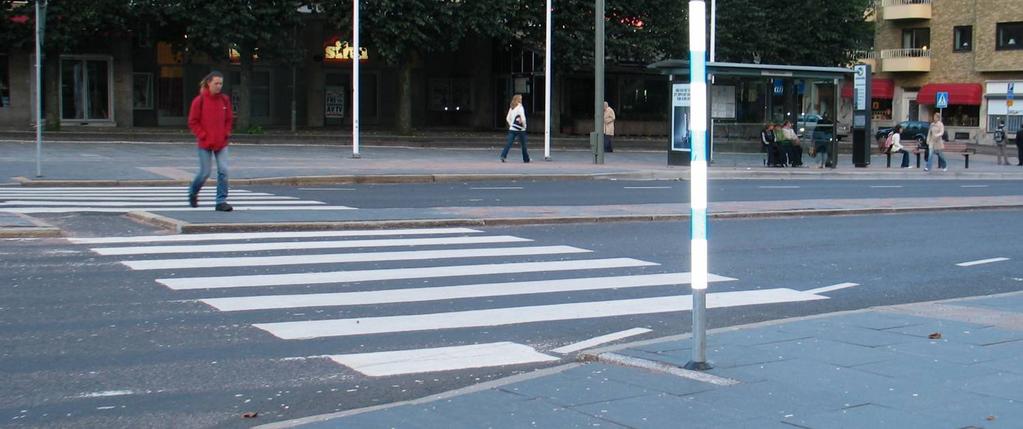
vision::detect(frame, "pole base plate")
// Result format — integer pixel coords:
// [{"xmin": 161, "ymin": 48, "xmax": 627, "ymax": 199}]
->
[{"xmin": 683, "ymin": 361, "xmax": 713, "ymax": 371}]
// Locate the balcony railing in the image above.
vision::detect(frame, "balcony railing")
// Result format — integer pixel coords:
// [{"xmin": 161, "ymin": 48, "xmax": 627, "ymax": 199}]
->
[
  {"xmin": 880, "ymin": 49, "xmax": 931, "ymax": 72},
  {"xmin": 881, "ymin": 0, "xmax": 932, "ymax": 20}
]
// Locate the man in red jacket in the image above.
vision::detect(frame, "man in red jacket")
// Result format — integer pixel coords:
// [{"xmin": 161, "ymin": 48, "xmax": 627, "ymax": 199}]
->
[{"xmin": 187, "ymin": 71, "xmax": 234, "ymax": 211}]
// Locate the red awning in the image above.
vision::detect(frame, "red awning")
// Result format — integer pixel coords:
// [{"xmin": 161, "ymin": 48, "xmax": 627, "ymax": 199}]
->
[
  {"xmin": 917, "ymin": 83, "xmax": 983, "ymax": 106},
  {"xmin": 840, "ymin": 79, "xmax": 894, "ymax": 99}
]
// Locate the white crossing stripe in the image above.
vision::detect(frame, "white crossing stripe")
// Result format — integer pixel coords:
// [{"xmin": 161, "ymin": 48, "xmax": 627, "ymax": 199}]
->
[
  {"xmin": 1, "ymin": 205, "xmax": 355, "ymax": 214},
  {"xmin": 200, "ymin": 272, "xmax": 737, "ymax": 311},
  {"xmin": 124, "ymin": 245, "xmax": 591, "ymax": 270},
  {"xmin": 69, "ymin": 228, "xmax": 482, "ymax": 245},
  {"xmin": 0, "ymin": 196, "xmax": 295, "ymax": 201},
  {"xmin": 252, "ymin": 288, "xmax": 828, "ymax": 339},
  {"xmin": 624, "ymin": 186, "xmax": 672, "ymax": 189},
  {"xmin": 804, "ymin": 282, "xmax": 860, "ymax": 295},
  {"xmin": 94, "ymin": 235, "xmax": 532, "ymax": 256},
  {"xmin": 551, "ymin": 328, "xmax": 652, "ymax": 354},
  {"xmin": 325, "ymin": 342, "xmax": 559, "ymax": 377},
  {"xmin": 956, "ymin": 257, "xmax": 1010, "ymax": 267},
  {"xmin": 0, "ymin": 200, "xmax": 324, "ymax": 206},
  {"xmin": 758, "ymin": 185, "xmax": 800, "ymax": 189},
  {"xmin": 869, "ymin": 185, "xmax": 903, "ymax": 189},
  {"xmin": 0, "ymin": 186, "xmax": 217, "ymax": 190},
  {"xmin": 158, "ymin": 258, "xmax": 657, "ymax": 290},
  {"xmin": 470, "ymin": 187, "xmax": 523, "ymax": 190}
]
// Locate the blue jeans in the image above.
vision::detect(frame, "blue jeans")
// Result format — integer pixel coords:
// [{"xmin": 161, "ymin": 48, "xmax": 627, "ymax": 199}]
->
[
  {"xmin": 500, "ymin": 131, "xmax": 530, "ymax": 162},
  {"xmin": 190, "ymin": 147, "xmax": 229, "ymax": 204},
  {"xmin": 925, "ymin": 148, "xmax": 947, "ymax": 170}
]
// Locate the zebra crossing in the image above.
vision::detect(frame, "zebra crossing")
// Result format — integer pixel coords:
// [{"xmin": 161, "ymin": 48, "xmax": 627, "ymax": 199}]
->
[
  {"xmin": 0, "ymin": 186, "xmax": 355, "ymax": 213},
  {"xmin": 70, "ymin": 227, "xmax": 833, "ymax": 377}
]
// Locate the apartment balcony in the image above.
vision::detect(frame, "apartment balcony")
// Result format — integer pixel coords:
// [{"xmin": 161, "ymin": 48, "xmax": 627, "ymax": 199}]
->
[
  {"xmin": 852, "ymin": 51, "xmax": 880, "ymax": 71},
  {"xmin": 881, "ymin": 0, "xmax": 931, "ymax": 21},
  {"xmin": 880, "ymin": 48, "xmax": 931, "ymax": 72}
]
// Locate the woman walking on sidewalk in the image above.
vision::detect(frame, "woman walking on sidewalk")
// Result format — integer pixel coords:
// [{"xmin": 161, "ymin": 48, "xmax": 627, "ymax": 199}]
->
[
  {"xmin": 187, "ymin": 71, "xmax": 234, "ymax": 211},
  {"xmin": 924, "ymin": 112, "xmax": 947, "ymax": 172},
  {"xmin": 500, "ymin": 94, "xmax": 530, "ymax": 163}
]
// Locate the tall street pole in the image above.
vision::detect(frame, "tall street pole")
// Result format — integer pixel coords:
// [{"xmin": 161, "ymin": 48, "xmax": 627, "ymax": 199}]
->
[
  {"xmin": 35, "ymin": 0, "xmax": 45, "ymax": 177},
  {"xmin": 684, "ymin": 0, "xmax": 711, "ymax": 371},
  {"xmin": 592, "ymin": 0, "xmax": 604, "ymax": 165},
  {"xmin": 544, "ymin": 0, "xmax": 552, "ymax": 161},
  {"xmin": 352, "ymin": 0, "xmax": 361, "ymax": 159}
]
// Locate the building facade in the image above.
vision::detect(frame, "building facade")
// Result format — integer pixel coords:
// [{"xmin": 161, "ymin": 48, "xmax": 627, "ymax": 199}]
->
[{"xmin": 864, "ymin": 0, "xmax": 1023, "ymax": 143}]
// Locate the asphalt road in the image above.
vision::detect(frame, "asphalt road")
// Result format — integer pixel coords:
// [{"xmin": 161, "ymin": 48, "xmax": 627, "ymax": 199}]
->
[
  {"xmin": 261, "ymin": 179, "xmax": 1023, "ymax": 208},
  {"xmin": 2, "ymin": 210, "xmax": 1021, "ymax": 428}
]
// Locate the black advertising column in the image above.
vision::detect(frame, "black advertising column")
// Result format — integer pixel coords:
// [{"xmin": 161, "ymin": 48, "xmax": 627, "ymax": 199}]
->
[{"xmin": 852, "ymin": 64, "xmax": 872, "ymax": 168}]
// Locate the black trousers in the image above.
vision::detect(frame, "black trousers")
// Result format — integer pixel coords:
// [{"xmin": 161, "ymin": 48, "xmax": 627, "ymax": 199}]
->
[{"xmin": 1017, "ymin": 141, "xmax": 1023, "ymax": 165}]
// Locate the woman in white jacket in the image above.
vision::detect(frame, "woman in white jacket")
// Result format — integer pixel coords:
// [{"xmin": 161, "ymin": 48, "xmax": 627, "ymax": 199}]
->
[{"xmin": 500, "ymin": 94, "xmax": 530, "ymax": 163}]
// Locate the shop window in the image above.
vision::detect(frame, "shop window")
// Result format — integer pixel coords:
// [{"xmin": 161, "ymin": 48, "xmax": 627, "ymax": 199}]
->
[
  {"xmin": 997, "ymin": 22, "xmax": 1023, "ymax": 50},
  {"xmin": 60, "ymin": 57, "xmax": 112, "ymax": 121},
  {"xmin": 428, "ymin": 78, "xmax": 472, "ymax": 112},
  {"xmin": 987, "ymin": 114, "xmax": 1022, "ymax": 133},
  {"xmin": 902, "ymin": 28, "xmax": 930, "ymax": 50},
  {"xmin": 872, "ymin": 99, "xmax": 893, "ymax": 121},
  {"xmin": 941, "ymin": 105, "xmax": 979, "ymax": 127},
  {"xmin": 0, "ymin": 54, "xmax": 9, "ymax": 108},
  {"xmin": 158, "ymin": 66, "xmax": 184, "ymax": 117},
  {"xmin": 227, "ymin": 70, "xmax": 271, "ymax": 118},
  {"xmin": 133, "ymin": 73, "xmax": 153, "ymax": 110},
  {"xmin": 619, "ymin": 77, "xmax": 668, "ymax": 119},
  {"xmin": 953, "ymin": 26, "xmax": 972, "ymax": 52}
]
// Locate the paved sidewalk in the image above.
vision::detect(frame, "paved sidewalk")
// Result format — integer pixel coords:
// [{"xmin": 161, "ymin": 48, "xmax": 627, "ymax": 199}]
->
[{"xmin": 260, "ymin": 291, "xmax": 1023, "ymax": 429}]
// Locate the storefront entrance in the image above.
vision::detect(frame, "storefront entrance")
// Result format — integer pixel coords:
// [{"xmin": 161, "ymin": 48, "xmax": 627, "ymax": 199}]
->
[{"xmin": 60, "ymin": 56, "xmax": 113, "ymax": 125}]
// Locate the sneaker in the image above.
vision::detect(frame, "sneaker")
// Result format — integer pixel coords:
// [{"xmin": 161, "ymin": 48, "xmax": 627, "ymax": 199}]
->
[
  {"xmin": 188, "ymin": 194, "xmax": 198, "ymax": 208},
  {"xmin": 923, "ymin": 167, "xmax": 929, "ymax": 171},
  {"xmin": 215, "ymin": 202, "xmax": 233, "ymax": 212},
  {"xmin": 942, "ymin": 167, "xmax": 948, "ymax": 172},
  {"xmin": 500, "ymin": 157, "xmax": 506, "ymax": 163}
]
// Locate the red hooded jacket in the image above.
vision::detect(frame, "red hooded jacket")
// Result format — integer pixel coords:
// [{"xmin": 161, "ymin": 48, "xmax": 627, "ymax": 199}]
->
[{"xmin": 187, "ymin": 89, "xmax": 234, "ymax": 151}]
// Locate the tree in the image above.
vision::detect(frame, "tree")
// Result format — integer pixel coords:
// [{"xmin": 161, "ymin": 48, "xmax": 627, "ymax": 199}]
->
[{"xmin": 315, "ymin": 0, "xmax": 519, "ymax": 134}]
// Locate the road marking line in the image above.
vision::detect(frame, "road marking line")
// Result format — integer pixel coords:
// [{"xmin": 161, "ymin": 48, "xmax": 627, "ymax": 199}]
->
[
  {"xmin": 124, "ymin": 245, "xmax": 591, "ymax": 270},
  {"xmin": 869, "ymin": 185, "xmax": 903, "ymax": 188},
  {"xmin": 758, "ymin": 185, "xmax": 800, "ymax": 189},
  {"xmin": 95, "ymin": 235, "xmax": 531, "ymax": 256},
  {"xmin": 159, "ymin": 258, "xmax": 657, "ymax": 290},
  {"xmin": 470, "ymin": 186, "xmax": 524, "ymax": 190},
  {"xmin": 0, "ymin": 200, "xmax": 323, "ymax": 207},
  {"xmin": 552, "ymin": 328, "xmax": 652, "ymax": 354},
  {"xmin": 960, "ymin": 185, "xmax": 989, "ymax": 188},
  {"xmin": 0, "ymin": 186, "xmax": 211, "ymax": 190},
  {"xmin": 0, "ymin": 189, "xmax": 260, "ymax": 194},
  {"xmin": 956, "ymin": 257, "xmax": 1010, "ymax": 267},
  {"xmin": 298, "ymin": 188, "xmax": 356, "ymax": 191},
  {"xmin": 252, "ymin": 288, "xmax": 826, "ymax": 339},
  {"xmin": 200, "ymin": 272, "xmax": 737, "ymax": 311},
  {"xmin": 804, "ymin": 282, "xmax": 860, "ymax": 295},
  {"xmin": 69, "ymin": 227, "xmax": 482, "ymax": 245},
  {"xmin": 624, "ymin": 186, "xmax": 672, "ymax": 189},
  {"xmin": 0, "ymin": 196, "xmax": 295, "ymax": 201},
  {"xmin": 0, "ymin": 205, "xmax": 356, "ymax": 214},
  {"xmin": 325, "ymin": 342, "xmax": 559, "ymax": 377}
]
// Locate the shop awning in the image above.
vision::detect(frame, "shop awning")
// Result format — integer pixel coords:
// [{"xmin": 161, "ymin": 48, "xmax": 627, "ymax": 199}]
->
[
  {"xmin": 840, "ymin": 79, "xmax": 894, "ymax": 99},
  {"xmin": 917, "ymin": 83, "xmax": 983, "ymax": 105}
]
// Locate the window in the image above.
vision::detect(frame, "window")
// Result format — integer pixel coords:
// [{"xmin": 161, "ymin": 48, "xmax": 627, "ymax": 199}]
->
[
  {"xmin": 941, "ymin": 105, "xmax": 980, "ymax": 127},
  {"xmin": 60, "ymin": 57, "xmax": 113, "ymax": 121},
  {"xmin": 0, "ymin": 54, "xmax": 9, "ymax": 108},
  {"xmin": 428, "ymin": 78, "xmax": 472, "ymax": 112},
  {"xmin": 954, "ymin": 26, "xmax": 972, "ymax": 52},
  {"xmin": 133, "ymin": 73, "xmax": 153, "ymax": 110},
  {"xmin": 997, "ymin": 22, "xmax": 1023, "ymax": 50},
  {"xmin": 902, "ymin": 28, "xmax": 930, "ymax": 50}
]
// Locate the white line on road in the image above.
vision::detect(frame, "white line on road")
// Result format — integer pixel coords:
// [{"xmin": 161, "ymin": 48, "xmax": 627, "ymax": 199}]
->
[
  {"xmin": 0, "ymin": 195, "xmax": 296, "ymax": 201},
  {"xmin": 624, "ymin": 186, "xmax": 672, "ymax": 189},
  {"xmin": 325, "ymin": 342, "xmax": 559, "ymax": 377},
  {"xmin": 0, "ymin": 200, "xmax": 323, "ymax": 207},
  {"xmin": 254, "ymin": 288, "xmax": 828, "ymax": 339},
  {"xmin": 0, "ymin": 205, "xmax": 356, "ymax": 214},
  {"xmin": 956, "ymin": 257, "xmax": 1010, "ymax": 267},
  {"xmin": 960, "ymin": 185, "xmax": 989, "ymax": 188},
  {"xmin": 758, "ymin": 186, "xmax": 800, "ymax": 189},
  {"xmin": 0, "ymin": 189, "xmax": 260, "ymax": 194},
  {"xmin": 95, "ymin": 235, "xmax": 531, "ymax": 256},
  {"xmin": 869, "ymin": 185, "xmax": 903, "ymax": 188},
  {"xmin": 69, "ymin": 227, "xmax": 482, "ymax": 245},
  {"xmin": 199, "ymin": 272, "xmax": 737, "ymax": 311},
  {"xmin": 159, "ymin": 258, "xmax": 657, "ymax": 290},
  {"xmin": 804, "ymin": 282, "xmax": 860, "ymax": 295},
  {"xmin": 551, "ymin": 328, "xmax": 653, "ymax": 354},
  {"xmin": 470, "ymin": 187, "xmax": 524, "ymax": 190},
  {"xmin": 298, "ymin": 188, "xmax": 356, "ymax": 191},
  {"xmin": 124, "ymin": 245, "xmax": 591, "ymax": 270}
]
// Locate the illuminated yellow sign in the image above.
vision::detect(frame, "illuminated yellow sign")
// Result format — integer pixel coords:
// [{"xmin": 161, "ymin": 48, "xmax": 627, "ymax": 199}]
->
[{"xmin": 324, "ymin": 39, "xmax": 368, "ymax": 63}]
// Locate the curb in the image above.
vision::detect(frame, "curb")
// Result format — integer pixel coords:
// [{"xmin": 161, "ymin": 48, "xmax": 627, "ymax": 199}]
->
[{"xmin": 0, "ymin": 213, "xmax": 62, "ymax": 238}]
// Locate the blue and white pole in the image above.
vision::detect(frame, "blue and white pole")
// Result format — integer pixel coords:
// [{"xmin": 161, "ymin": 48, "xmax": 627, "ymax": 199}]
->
[
  {"xmin": 352, "ymin": 0, "xmax": 361, "ymax": 159},
  {"xmin": 685, "ymin": 0, "xmax": 711, "ymax": 371}
]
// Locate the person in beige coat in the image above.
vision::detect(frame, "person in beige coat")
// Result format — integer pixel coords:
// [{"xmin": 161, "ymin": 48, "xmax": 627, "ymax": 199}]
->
[
  {"xmin": 603, "ymin": 101, "xmax": 616, "ymax": 153},
  {"xmin": 925, "ymin": 111, "xmax": 947, "ymax": 171}
]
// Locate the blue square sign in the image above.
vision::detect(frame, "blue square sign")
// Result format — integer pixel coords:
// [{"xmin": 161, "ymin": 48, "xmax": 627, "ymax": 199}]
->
[{"xmin": 936, "ymin": 91, "xmax": 949, "ymax": 109}]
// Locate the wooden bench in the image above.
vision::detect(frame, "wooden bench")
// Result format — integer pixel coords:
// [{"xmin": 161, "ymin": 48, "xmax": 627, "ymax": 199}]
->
[{"xmin": 885, "ymin": 141, "xmax": 976, "ymax": 168}]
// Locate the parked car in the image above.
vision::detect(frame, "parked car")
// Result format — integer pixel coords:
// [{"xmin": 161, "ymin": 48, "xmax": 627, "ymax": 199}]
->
[
  {"xmin": 797, "ymin": 114, "xmax": 848, "ymax": 141},
  {"xmin": 875, "ymin": 120, "xmax": 930, "ymax": 146}
]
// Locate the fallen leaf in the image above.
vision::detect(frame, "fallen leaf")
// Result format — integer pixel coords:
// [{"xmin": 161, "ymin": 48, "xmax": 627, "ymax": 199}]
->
[
  {"xmin": 928, "ymin": 332, "xmax": 942, "ymax": 340},
  {"xmin": 242, "ymin": 412, "xmax": 258, "ymax": 419}
]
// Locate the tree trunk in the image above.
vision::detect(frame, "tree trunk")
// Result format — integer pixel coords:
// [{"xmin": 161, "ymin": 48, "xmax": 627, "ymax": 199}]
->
[
  {"xmin": 43, "ymin": 52, "xmax": 60, "ymax": 131},
  {"xmin": 395, "ymin": 58, "xmax": 413, "ymax": 135},
  {"xmin": 235, "ymin": 46, "xmax": 254, "ymax": 132}
]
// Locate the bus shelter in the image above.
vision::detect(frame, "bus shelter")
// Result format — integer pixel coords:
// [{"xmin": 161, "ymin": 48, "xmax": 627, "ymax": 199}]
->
[{"xmin": 649, "ymin": 60, "xmax": 852, "ymax": 167}]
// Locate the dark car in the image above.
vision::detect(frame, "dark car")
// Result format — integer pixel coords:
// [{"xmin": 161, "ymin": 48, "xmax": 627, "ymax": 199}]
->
[{"xmin": 875, "ymin": 120, "xmax": 930, "ymax": 145}]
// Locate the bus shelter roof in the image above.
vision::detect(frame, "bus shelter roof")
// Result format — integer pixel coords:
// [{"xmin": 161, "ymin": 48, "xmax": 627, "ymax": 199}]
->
[{"xmin": 648, "ymin": 60, "xmax": 853, "ymax": 80}]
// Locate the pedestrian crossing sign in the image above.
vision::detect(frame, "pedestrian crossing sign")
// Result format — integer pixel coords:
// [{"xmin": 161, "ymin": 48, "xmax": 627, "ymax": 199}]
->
[{"xmin": 936, "ymin": 91, "xmax": 949, "ymax": 109}]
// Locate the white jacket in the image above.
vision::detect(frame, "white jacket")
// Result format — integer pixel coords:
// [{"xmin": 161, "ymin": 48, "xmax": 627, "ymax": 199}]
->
[{"xmin": 506, "ymin": 105, "xmax": 526, "ymax": 131}]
